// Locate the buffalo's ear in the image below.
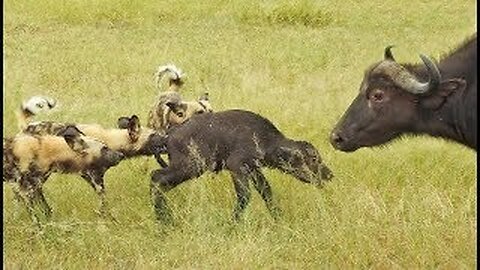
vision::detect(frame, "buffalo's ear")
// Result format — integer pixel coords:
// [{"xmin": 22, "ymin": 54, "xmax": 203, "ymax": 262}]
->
[
  {"xmin": 57, "ymin": 125, "xmax": 88, "ymax": 153},
  {"xmin": 117, "ymin": 116, "xmax": 130, "ymax": 129},
  {"xmin": 421, "ymin": 78, "xmax": 467, "ymax": 109},
  {"xmin": 127, "ymin": 115, "xmax": 141, "ymax": 142}
]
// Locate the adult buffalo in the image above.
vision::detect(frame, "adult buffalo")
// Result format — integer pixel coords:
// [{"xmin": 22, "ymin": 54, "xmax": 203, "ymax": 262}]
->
[{"xmin": 330, "ymin": 34, "xmax": 477, "ymax": 152}]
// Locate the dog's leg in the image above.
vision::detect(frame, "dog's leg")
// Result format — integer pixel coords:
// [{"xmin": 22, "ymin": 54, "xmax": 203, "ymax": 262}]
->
[
  {"xmin": 32, "ymin": 186, "xmax": 52, "ymax": 218},
  {"xmin": 18, "ymin": 179, "xmax": 42, "ymax": 225},
  {"xmin": 11, "ymin": 184, "xmax": 26, "ymax": 219},
  {"xmin": 81, "ymin": 170, "xmax": 114, "ymax": 221}
]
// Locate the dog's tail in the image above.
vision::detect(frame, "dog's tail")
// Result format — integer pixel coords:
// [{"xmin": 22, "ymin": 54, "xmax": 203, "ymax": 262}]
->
[
  {"xmin": 155, "ymin": 64, "xmax": 185, "ymax": 92},
  {"xmin": 16, "ymin": 96, "xmax": 57, "ymax": 131}
]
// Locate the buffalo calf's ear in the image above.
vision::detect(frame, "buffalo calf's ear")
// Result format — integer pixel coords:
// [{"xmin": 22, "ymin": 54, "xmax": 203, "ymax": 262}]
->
[
  {"xmin": 421, "ymin": 78, "xmax": 467, "ymax": 110},
  {"xmin": 277, "ymin": 146, "xmax": 302, "ymax": 162}
]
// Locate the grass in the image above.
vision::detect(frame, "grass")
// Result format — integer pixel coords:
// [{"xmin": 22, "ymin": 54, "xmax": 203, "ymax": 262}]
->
[
  {"xmin": 236, "ymin": 0, "xmax": 334, "ymax": 28},
  {"xmin": 3, "ymin": 0, "xmax": 477, "ymax": 268}
]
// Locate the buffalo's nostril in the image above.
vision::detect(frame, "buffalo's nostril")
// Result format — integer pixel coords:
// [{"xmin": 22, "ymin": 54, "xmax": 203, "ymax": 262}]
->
[{"xmin": 330, "ymin": 132, "xmax": 344, "ymax": 145}]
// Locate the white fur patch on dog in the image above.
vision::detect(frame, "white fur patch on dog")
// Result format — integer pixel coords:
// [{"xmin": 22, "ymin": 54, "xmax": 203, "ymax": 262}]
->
[
  {"xmin": 155, "ymin": 64, "xmax": 185, "ymax": 89},
  {"xmin": 156, "ymin": 64, "xmax": 184, "ymax": 80},
  {"xmin": 22, "ymin": 96, "xmax": 57, "ymax": 115}
]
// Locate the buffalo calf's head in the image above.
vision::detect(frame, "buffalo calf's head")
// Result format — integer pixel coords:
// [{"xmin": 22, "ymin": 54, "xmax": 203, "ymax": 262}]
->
[
  {"xmin": 276, "ymin": 140, "xmax": 333, "ymax": 186},
  {"xmin": 139, "ymin": 132, "xmax": 167, "ymax": 156}
]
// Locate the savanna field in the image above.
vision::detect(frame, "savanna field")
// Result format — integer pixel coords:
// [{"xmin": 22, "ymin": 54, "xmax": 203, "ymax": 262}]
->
[{"xmin": 3, "ymin": 0, "xmax": 477, "ymax": 268}]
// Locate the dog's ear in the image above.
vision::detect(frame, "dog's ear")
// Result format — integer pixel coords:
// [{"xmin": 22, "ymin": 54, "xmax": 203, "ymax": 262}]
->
[
  {"xmin": 198, "ymin": 93, "xmax": 213, "ymax": 112},
  {"xmin": 165, "ymin": 101, "xmax": 180, "ymax": 112},
  {"xmin": 57, "ymin": 125, "xmax": 88, "ymax": 153},
  {"xmin": 56, "ymin": 125, "xmax": 85, "ymax": 137},
  {"xmin": 127, "ymin": 115, "xmax": 141, "ymax": 142},
  {"xmin": 199, "ymin": 92, "xmax": 209, "ymax": 101},
  {"xmin": 117, "ymin": 116, "xmax": 130, "ymax": 129}
]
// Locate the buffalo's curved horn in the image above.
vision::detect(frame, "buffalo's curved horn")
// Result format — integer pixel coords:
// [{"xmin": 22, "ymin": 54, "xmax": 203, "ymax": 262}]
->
[
  {"xmin": 384, "ymin": 45, "xmax": 395, "ymax": 61},
  {"xmin": 399, "ymin": 54, "xmax": 441, "ymax": 94},
  {"xmin": 417, "ymin": 54, "xmax": 441, "ymax": 91},
  {"xmin": 374, "ymin": 53, "xmax": 441, "ymax": 95}
]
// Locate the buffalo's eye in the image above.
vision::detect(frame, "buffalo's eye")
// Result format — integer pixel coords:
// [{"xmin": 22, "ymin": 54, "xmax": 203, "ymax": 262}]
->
[
  {"xmin": 370, "ymin": 90, "xmax": 385, "ymax": 102},
  {"xmin": 176, "ymin": 112, "xmax": 185, "ymax": 117}
]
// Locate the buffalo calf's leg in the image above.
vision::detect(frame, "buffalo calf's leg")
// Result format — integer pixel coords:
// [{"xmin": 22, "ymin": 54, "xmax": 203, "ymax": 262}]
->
[
  {"xmin": 154, "ymin": 153, "xmax": 169, "ymax": 168},
  {"xmin": 150, "ymin": 167, "xmax": 193, "ymax": 223},
  {"xmin": 252, "ymin": 170, "xmax": 281, "ymax": 219},
  {"xmin": 231, "ymin": 172, "xmax": 251, "ymax": 222},
  {"xmin": 227, "ymin": 155, "xmax": 257, "ymax": 222}
]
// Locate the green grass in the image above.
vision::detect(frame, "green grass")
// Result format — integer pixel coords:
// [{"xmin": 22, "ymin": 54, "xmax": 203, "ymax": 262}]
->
[{"xmin": 3, "ymin": 0, "xmax": 477, "ymax": 268}]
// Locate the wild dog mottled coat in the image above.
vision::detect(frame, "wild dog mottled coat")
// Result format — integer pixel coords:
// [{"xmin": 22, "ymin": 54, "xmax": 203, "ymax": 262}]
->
[
  {"xmin": 147, "ymin": 64, "xmax": 213, "ymax": 131},
  {"xmin": 3, "ymin": 126, "xmax": 124, "ymax": 222},
  {"xmin": 19, "ymin": 97, "xmax": 166, "ymax": 163}
]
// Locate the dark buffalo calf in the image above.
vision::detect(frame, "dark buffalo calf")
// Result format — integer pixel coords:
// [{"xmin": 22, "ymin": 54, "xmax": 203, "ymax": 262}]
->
[{"xmin": 151, "ymin": 109, "xmax": 333, "ymax": 222}]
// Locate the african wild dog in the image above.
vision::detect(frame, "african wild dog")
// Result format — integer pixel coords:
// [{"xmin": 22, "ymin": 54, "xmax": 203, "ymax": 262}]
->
[
  {"xmin": 150, "ymin": 110, "xmax": 334, "ymax": 223},
  {"xmin": 18, "ymin": 96, "xmax": 167, "ymax": 166},
  {"xmin": 3, "ymin": 125, "xmax": 124, "ymax": 222},
  {"xmin": 147, "ymin": 64, "xmax": 213, "ymax": 132}
]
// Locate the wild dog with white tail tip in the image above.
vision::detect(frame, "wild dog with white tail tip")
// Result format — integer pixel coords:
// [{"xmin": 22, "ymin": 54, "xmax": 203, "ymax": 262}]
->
[
  {"xmin": 18, "ymin": 96, "xmax": 166, "ymax": 162},
  {"xmin": 147, "ymin": 64, "xmax": 213, "ymax": 131},
  {"xmin": 16, "ymin": 95, "xmax": 57, "ymax": 131}
]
